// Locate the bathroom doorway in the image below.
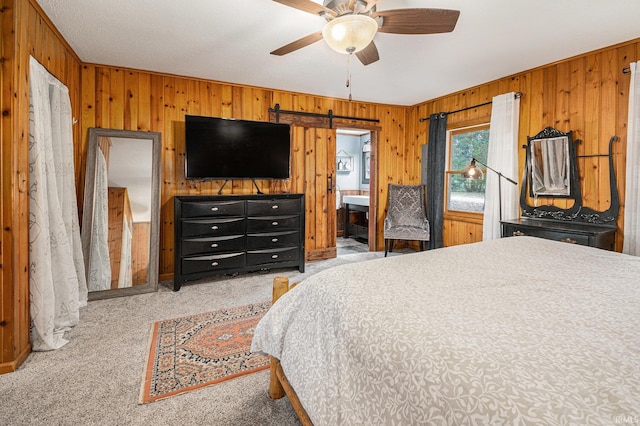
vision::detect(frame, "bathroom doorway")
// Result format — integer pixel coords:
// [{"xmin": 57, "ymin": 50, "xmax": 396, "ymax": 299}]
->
[{"xmin": 336, "ymin": 128, "xmax": 372, "ymax": 254}]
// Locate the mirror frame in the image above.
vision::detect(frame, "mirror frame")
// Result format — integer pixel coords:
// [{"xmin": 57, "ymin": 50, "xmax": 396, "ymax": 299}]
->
[
  {"xmin": 81, "ymin": 128, "xmax": 162, "ymax": 300},
  {"xmin": 362, "ymin": 151, "xmax": 370, "ymax": 184},
  {"xmin": 520, "ymin": 127, "xmax": 620, "ymax": 227},
  {"xmin": 527, "ymin": 127, "xmax": 578, "ymax": 199},
  {"xmin": 520, "ymin": 127, "xmax": 582, "ymax": 220}
]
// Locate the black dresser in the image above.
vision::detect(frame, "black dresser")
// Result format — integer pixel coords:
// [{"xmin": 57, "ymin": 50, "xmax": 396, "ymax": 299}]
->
[
  {"xmin": 174, "ymin": 194, "xmax": 305, "ymax": 291},
  {"xmin": 501, "ymin": 218, "xmax": 616, "ymax": 250}
]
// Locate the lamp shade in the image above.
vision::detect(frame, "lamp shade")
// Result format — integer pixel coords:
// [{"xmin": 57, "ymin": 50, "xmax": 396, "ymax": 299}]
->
[
  {"xmin": 322, "ymin": 15, "xmax": 378, "ymax": 54},
  {"xmin": 460, "ymin": 159, "xmax": 484, "ymax": 179}
]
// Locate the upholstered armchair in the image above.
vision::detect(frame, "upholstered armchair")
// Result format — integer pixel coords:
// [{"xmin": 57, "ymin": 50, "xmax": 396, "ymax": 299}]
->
[{"xmin": 383, "ymin": 184, "xmax": 430, "ymax": 257}]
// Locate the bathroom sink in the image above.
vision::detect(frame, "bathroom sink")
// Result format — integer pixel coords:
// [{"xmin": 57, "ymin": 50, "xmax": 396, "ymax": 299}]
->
[{"xmin": 342, "ymin": 195, "xmax": 369, "ymax": 207}]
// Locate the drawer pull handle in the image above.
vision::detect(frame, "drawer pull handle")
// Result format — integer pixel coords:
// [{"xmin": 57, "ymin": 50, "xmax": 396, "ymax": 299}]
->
[
  {"xmin": 271, "ymin": 254, "xmax": 279, "ymax": 259},
  {"xmin": 210, "ymin": 243, "xmax": 218, "ymax": 248},
  {"xmin": 211, "ymin": 262, "xmax": 219, "ymax": 267},
  {"xmin": 272, "ymin": 221, "xmax": 279, "ymax": 226},
  {"xmin": 512, "ymin": 231, "xmax": 526, "ymax": 236},
  {"xmin": 271, "ymin": 238, "xmax": 279, "ymax": 242},
  {"xmin": 211, "ymin": 226, "xmax": 219, "ymax": 230},
  {"xmin": 272, "ymin": 205, "xmax": 279, "ymax": 209},
  {"xmin": 560, "ymin": 237, "xmax": 578, "ymax": 244},
  {"xmin": 211, "ymin": 207, "xmax": 219, "ymax": 211}
]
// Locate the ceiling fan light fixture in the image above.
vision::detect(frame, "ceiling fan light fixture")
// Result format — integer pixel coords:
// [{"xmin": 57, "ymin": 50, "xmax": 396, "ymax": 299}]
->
[{"xmin": 322, "ymin": 15, "xmax": 378, "ymax": 54}]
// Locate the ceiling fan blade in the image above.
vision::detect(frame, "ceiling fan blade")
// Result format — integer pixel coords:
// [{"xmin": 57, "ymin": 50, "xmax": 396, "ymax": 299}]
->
[
  {"xmin": 272, "ymin": 0, "xmax": 337, "ymax": 17},
  {"xmin": 270, "ymin": 31, "xmax": 324, "ymax": 56},
  {"xmin": 355, "ymin": 41, "xmax": 379, "ymax": 66},
  {"xmin": 373, "ymin": 8, "xmax": 460, "ymax": 34}
]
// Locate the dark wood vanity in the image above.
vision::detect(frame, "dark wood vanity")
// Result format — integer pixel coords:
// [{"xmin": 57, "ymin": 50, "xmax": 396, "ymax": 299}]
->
[
  {"xmin": 501, "ymin": 218, "xmax": 616, "ymax": 250},
  {"xmin": 343, "ymin": 202, "xmax": 368, "ymax": 242},
  {"xmin": 502, "ymin": 127, "xmax": 619, "ymax": 250}
]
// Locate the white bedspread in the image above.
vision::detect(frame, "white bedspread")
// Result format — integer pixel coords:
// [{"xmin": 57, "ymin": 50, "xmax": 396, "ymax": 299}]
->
[{"xmin": 251, "ymin": 236, "xmax": 640, "ymax": 425}]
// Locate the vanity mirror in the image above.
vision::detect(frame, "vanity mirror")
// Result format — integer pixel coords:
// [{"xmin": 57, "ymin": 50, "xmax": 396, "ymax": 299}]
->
[
  {"xmin": 529, "ymin": 133, "xmax": 572, "ymax": 197},
  {"xmin": 519, "ymin": 126, "xmax": 619, "ymax": 226},
  {"xmin": 81, "ymin": 128, "xmax": 161, "ymax": 300}
]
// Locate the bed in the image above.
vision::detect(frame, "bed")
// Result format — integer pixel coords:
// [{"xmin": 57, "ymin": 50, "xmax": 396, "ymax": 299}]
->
[{"xmin": 251, "ymin": 236, "xmax": 640, "ymax": 425}]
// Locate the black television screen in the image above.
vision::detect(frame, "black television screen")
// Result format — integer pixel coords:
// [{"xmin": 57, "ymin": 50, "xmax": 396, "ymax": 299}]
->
[{"xmin": 185, "ymin": 115, "xmax": 291, "ymax": 180}]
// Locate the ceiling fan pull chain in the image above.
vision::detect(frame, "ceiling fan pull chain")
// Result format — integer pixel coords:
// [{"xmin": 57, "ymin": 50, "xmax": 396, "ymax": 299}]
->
[
  {"xmin": 346, "ymin": 53, "xmax": 351, "ymax": 88},
  {"xmin": 346, "ymin": 53, "xmax": 353, "ymax": 101}
]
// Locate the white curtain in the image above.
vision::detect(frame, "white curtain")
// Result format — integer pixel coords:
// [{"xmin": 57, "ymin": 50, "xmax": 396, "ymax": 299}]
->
[
  {"xmin": 624, "ymin": 61, "xmax": 640, "ymax": 256},
  {"xmin": 29, "ymin": 56, "xmax": 87, "ymax": 351},
  {"xmin": 532, "ymin": 137, "xmax": 570, "ymax": 196},
  {"xmin": 541, "ymin": 137, "xmax": 569, "ymax": 193},
  {"xmin": 483, "ymin": 93, "xmax": 521, "ymax": 240},
  {"xmin": 87, "ymin": 149, "xmax": 112, "ymax": 291}
]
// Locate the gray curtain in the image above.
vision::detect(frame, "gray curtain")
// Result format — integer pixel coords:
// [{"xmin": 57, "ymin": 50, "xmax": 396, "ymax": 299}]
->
[{"xmin": 426, "ymin": 113, "xmax": 448, "ymax": 249}]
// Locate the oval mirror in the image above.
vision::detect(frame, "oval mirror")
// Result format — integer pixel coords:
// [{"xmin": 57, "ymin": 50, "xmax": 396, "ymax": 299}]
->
[{"xmin": 81, "ymin": 128, "xmax": 161, "ymax": 300}]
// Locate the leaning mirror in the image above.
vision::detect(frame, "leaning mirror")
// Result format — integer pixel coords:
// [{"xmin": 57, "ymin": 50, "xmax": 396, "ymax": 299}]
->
[{"xmin": 81, "ymin": 128, "xmax": 161, "ymax": 300}]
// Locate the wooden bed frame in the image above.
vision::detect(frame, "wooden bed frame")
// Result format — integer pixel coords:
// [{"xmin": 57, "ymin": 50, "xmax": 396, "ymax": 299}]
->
[{"xmin": 269, "ymin": 276, "xmax": 313, "ymax": 426}]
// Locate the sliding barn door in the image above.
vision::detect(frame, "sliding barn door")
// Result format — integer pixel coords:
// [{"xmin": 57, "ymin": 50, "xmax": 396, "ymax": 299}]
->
[{"xmin": 289, "ymin": 126, "xmax": 337, "ymax": 261}]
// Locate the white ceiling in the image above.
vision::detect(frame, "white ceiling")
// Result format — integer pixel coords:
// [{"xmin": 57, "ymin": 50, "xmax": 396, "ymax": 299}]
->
[{"xmin": 36, "ymin": 0, "xmax": 640, "ymax": 106}]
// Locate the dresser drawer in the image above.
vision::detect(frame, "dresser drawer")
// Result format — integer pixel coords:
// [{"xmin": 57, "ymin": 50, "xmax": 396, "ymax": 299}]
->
[
  {"xmin": 181, "ymin": 235, "xmax": 245, "ymax": 256},
  {"xmin": 247, "ymin": 215, "xmax": 300, "ymax": 232},
  {"xmin": 501, "ymin": 218, "xmax": 616, "ymax": 250},
  {"xmin": 181, "ymin": 217, "xmax": 245, "ymax": 237},
  {"xmin": 246, "ymin": 230, "xmax": 299, "ymax": 250},
  {"xmin": 247, "ymin": 198, "xmax": 301, "ymax": 216},
  {"xmin": 181, "ymin": 200, "xmax": 245, "ymax": 218},
  {"xmin": 181, "ymin": 252, "xmax": 245, "ymax": 275},
  {"xmin": 505, "ymin": 226, "xmax": 590, "ymax": 245},
  {"xmin": 246, "ymin": 246, "xmax": 299, "ymax": 266}
]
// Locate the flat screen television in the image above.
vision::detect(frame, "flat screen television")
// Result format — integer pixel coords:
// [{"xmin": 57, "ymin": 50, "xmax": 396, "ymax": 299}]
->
[{"xmin": 185, "ymin": 115, "xmax": 291, "ymax": 180}]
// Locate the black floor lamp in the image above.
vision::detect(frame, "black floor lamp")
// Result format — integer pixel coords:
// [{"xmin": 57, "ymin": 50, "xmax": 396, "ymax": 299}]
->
[{"xmin": 459, "ymin": 158, "xmax": 517, "ymax": 222}]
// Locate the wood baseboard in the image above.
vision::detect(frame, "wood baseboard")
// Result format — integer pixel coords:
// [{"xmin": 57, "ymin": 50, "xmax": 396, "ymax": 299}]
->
[
  {"xmin": 305, "ymin": 247, "xmax": 337, "ymax": 261},
  {"xmin": 0, "ymin": 343, "xmax": 31, "ymax": 375},
  {"xmin": 159, "ymin": 272, "xmax": 174, "ymax": 282}
]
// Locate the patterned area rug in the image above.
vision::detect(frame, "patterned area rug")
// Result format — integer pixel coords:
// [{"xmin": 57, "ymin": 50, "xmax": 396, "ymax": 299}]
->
[{"xmin": 140, "ymin": 301, "xmax": 271, "ymax": 403}]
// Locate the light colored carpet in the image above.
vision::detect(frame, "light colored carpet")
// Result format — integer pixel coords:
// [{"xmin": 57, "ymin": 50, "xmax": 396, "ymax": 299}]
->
[{"xmin": 0, "ymin": 249, "xmax": 409, "ymax": 425}]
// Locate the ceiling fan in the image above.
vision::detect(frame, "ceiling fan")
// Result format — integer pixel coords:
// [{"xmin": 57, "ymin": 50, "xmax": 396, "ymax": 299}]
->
[{"xmin": 271, "ymin": 0, "xmax": 460, "ymax": 66}]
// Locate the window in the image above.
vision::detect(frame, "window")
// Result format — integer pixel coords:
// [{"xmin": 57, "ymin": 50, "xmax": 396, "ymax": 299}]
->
[{"xmin": 446, "ymin": 124, "xmax": 490, "ymax": 214}]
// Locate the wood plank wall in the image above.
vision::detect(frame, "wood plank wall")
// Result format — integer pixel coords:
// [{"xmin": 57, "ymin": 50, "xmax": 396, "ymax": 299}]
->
[
  {"xmin": 0, "ymin": 0, "xmax": 81, "ymax": 373},
  {"xmin": 407, "ymin": 39, "xmax": 640, "ymax": 252},
  {"xmin": 2, "ymin": 0, "xmax": 638, "ymax": 374},
  {"xmin": 107, "ymin": 187, "xmax": 131, "ymax": 289},
  {"xmin": 80, "ymin": 66, "xmax": 409, "ymax": 280},
  {"xmin": 132, "ymin": 222, "xmax": 150, "ymax": 285}
]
